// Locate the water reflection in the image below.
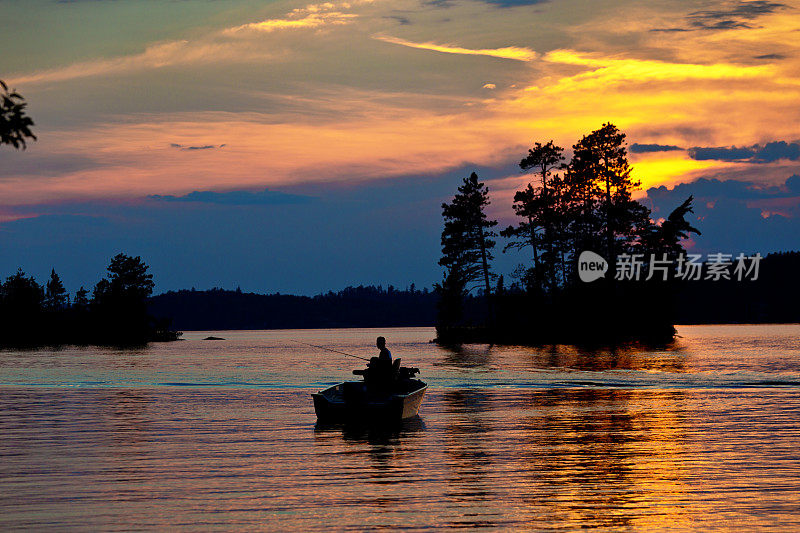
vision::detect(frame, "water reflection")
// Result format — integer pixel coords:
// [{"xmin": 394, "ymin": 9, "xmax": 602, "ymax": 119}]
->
[
  {"xmin": 3, "ymin": 387, "xmax": 800, "ymax": 531},
  {"xmin": 434, "ymin": 343, "xmax": 495, "ymax": 369},
  {"xmin": 523, "ymin": 389, "xmax": 691, "ymax": 529},
  {"xmin": 3, "ymin": 326, "xmax": 800, "ymax": 530},
  {"xmin": 434, "ymin": 341, "xmax": 689, "ymax": 375},
  {"xmin": 431, "ymin": 387, "xmax": 697, "ymax": 529},
  {"xmin": 441, "ymin": 390, "xmax": 495, "ymax": 528},
  {"xmin": 314, "ymin": 416, "xmax": 426, "ymax": 446}
]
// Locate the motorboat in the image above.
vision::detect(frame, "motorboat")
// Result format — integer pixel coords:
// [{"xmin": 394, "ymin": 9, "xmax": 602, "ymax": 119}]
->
[{"xmin": 313, "ymin": 358, "xmax": 427, "ymax": 422}]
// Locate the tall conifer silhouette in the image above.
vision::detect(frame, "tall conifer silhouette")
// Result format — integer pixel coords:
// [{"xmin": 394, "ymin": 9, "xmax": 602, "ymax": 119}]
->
[{"xmin": 438, "ymin": 172, "xmax": 498, "ymax": 323}]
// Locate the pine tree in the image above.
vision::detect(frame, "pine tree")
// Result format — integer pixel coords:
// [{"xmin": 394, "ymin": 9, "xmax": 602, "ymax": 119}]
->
[
  {"xmin": 503, "ymin": 124, "xmax": 662, "ymax": 288},
  {"xmin": 0, "ymin": 269, "xmax": 44, "ymax": 344},
  {"xmin": 502, "ymin": 141, "xmax": 567, "ymax": 290},
  {"xmin": 570, "ymin": 123, "xmax": 649, "ymax": 267},
  {"xmin": 44, "ymin": 269, "xmax": 68, "ymax": 310},
  {"xmin": 520, "ymin": 141, "xmax": 565, "ymax": 190},
  {"xmin": 438, "ymin": 172, "xmax": 498, "ymax": 322},
  {"xmin": 92, "ymin": 254, "xmax": 155, "ymax": 342},
  {"xmin": 1, "ymin": 269, "xmax": 43, "ymax": 313},
  {"xmin": 493, "ymin": 124, "xmax": 705, "ymax": 343},
  {"xmin": 102, "ymin": 254, "xmax": 155, "ymax": 300},
  {"xmin": 641, "ymin": 195, "xmax": 701, "ymax": 264},
  {"xmin": 74, "ymin": 286, "xmax": 89, "ymax": 309},
  {"xmin": 501, "ymin": 184, "xmax": 543, "ymax": 279}
]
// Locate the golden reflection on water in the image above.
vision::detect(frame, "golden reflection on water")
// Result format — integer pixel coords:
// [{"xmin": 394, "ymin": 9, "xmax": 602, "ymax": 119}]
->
[
  {"xmin": 5, "ymin": 387, "xmax": 797, "ymax": 530},
  {"xmin": 434, "ymin": 388, "xmax": 692, "ymax": 530},
  {"xmin": 2, "ymin": 326, "xmax": 800, "ymax": 530}
]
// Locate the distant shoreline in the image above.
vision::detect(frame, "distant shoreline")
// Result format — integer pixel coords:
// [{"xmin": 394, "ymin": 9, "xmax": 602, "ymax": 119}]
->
[{"xmin": 149, "ymin": 253, "xmax": 800, "ymax": 337}]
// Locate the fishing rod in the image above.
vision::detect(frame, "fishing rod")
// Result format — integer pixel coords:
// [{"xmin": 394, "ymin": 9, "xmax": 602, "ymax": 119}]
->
[{"xmin": 292, "ymin": 340, "xmax": 371, "ymax": 362}]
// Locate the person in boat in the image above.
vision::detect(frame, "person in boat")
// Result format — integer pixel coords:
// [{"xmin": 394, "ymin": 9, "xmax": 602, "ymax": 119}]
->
[
  {"xmin": 376, "ymin": 336, "xmax": 392, "ymax": 363},
  {"xmin": 364, "ymin": 337, "xmax": 393, "ymax": 394}
]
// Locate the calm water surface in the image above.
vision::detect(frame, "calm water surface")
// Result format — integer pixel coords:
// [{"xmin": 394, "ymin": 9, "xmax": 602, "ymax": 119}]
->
[{"xmin": 2, "ymin": 325, "xmax": 800, "ymax": 531}]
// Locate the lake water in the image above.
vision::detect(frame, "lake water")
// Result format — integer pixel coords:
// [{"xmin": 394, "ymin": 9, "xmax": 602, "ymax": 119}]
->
[{"xmin": 2, "ymin": 325, "xmax": 800, "ymax": 531}]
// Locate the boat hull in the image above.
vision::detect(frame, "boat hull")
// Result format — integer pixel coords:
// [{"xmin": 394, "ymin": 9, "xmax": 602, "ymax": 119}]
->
[{"xmin": 313, "ymin": 380, "xmax": 427, "ymax": 422}]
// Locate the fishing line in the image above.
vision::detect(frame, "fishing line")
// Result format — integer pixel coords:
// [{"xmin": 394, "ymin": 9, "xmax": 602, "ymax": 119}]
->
[{"xmin": 292, "ymin": 340, "xmax": 371, "ymax": 361}]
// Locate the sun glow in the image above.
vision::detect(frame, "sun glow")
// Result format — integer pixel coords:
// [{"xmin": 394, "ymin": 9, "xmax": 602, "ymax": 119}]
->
[{"xmin": 630, "ymin": 155, "xmax": 730, "ymax": 191}]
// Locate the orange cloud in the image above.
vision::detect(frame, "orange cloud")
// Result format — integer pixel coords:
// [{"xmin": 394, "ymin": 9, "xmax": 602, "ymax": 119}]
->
[
  {"xmin": 374, "ymin": 35, "xmax": 537, "ymax": 62},
  {"xmin": 225, "ymin": 12, "xmax": 358, "ymax": 34},
  {"xmin": 542, "ymin": 49, "xmax": 775, "ymax": 86},
  {"xmin": 0, "ymin": 103, "xmax": 518, "ymax": 205},
  {"xmin": 6, "ymin": 0, "xmax": 800, "ymax": 209}
]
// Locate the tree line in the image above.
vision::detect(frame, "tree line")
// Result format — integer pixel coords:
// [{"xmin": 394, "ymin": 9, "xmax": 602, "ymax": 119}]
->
[
  {"xmin": 149, "ymin": 284, "xmax": 438, "ymax": 331},
  {"xmin": 0, "ymin": 254, "xmax": 178, "ymax": 346},
  {"xmin": 143, "ymin": 250, "xmax": 799, "ymax": 332},
  {"xmin": 436, "ymin": 123, "xmax": 700, "ymax": 345}
]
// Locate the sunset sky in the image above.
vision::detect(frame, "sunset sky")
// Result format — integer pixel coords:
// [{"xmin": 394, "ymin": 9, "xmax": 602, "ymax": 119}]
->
[{"xmin": 2, "ymin": 0, "xmax": 799, "ymax": 294}]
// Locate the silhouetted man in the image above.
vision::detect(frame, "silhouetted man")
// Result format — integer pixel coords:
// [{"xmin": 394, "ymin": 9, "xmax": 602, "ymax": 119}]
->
[{"xmin": 376, "ymin": 336, "xmax": 392, "ymax": 363}]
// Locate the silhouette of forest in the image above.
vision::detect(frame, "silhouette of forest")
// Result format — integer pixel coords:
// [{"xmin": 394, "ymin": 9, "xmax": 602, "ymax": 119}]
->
[
  {"xmin": 674, "ymin": 251, "xmax": 800, "ymax": 324},
  {"xmin": 148, "ymin": 285, "xmax": 438, "ymax": 331},
  {"xmin": 2, "ymin": 250, "xmax": 796, "ymax": 344},
  {"xmin": 145, "ymin": 250, "xmax": 800, "ymax": 333},
  {"xmin": 432, "ymin": 124, "xmax": 791, "ymax": 345},
  {"xmin": 0, "ymin": 254, "xmax": 178, "ymax": 347}
]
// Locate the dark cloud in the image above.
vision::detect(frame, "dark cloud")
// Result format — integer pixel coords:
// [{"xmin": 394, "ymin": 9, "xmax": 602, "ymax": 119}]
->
[
  {"xmin": 785, "ymin": 174, "xmax": 800, "ymax": 193},
  {"xmin": 688, "ymin": 146, "xmax": 756, "ymax": 161},
  {"xmin": 0, "ymin": 178, "xmax": 449, "ymax": 295},
  {"xmin": 634, "ymin": 126, "xmax": 716, "ymax": 143},
  {"xmin": 690, "ymin": 18, "xmax": 752, "ymax": 30},
  {"xmin": 754, "ymin": 141, "xmax": 800, "ymax": 162},
  {"xmin": 650, "ymin": 28, "xmax": 691, "ymax": 33},
  {"xmin": 651, "ymin": 1, "xmax": 788, "ymax": 32},
  {"xmin": 479, "ymin": 0, "xmax": 550, "ymax": 6},
  {"xmin": 647, "ymin": 176, "xmax": 794, "ymax": 203},
  {"xmin": 385, "ymin": 15, "xmax": 411, "ymax": 25},
  {"xmin": 169, "ymin": 143, "xmax": 226, "ymax": 151},
  {"xmin": 688, "ymin": 1, "xmax": 787, "ymax": 29},
  {"xmin": 425, "ymin": 0, "xmax": 548, "ymax": 7},
  {"xmin": 753, "ymin": 53, "xmax": 786, "ymax": 60},
  {"xmin": 424, "ymin": 0, "xmax": 456, "ymax": 7},
  {"xmin": 687, "ymin": 141, "xmax": 800, "ymax": 162},
  {"xmin": 148, "ymin": 188, "xmax": 312, "ymax": 206},
  {"xmin": 645, "ymin": 175, "xmax": 800, "ymax": 255},
  {"xmin": 629, "ymin": 143, "xmax": 683, "ymax": 153}
]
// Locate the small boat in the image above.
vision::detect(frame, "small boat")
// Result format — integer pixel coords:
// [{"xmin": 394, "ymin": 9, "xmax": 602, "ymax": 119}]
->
[{"xmin": 313, "ymin": 358, "xmax": 427, "ymax": 422}]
